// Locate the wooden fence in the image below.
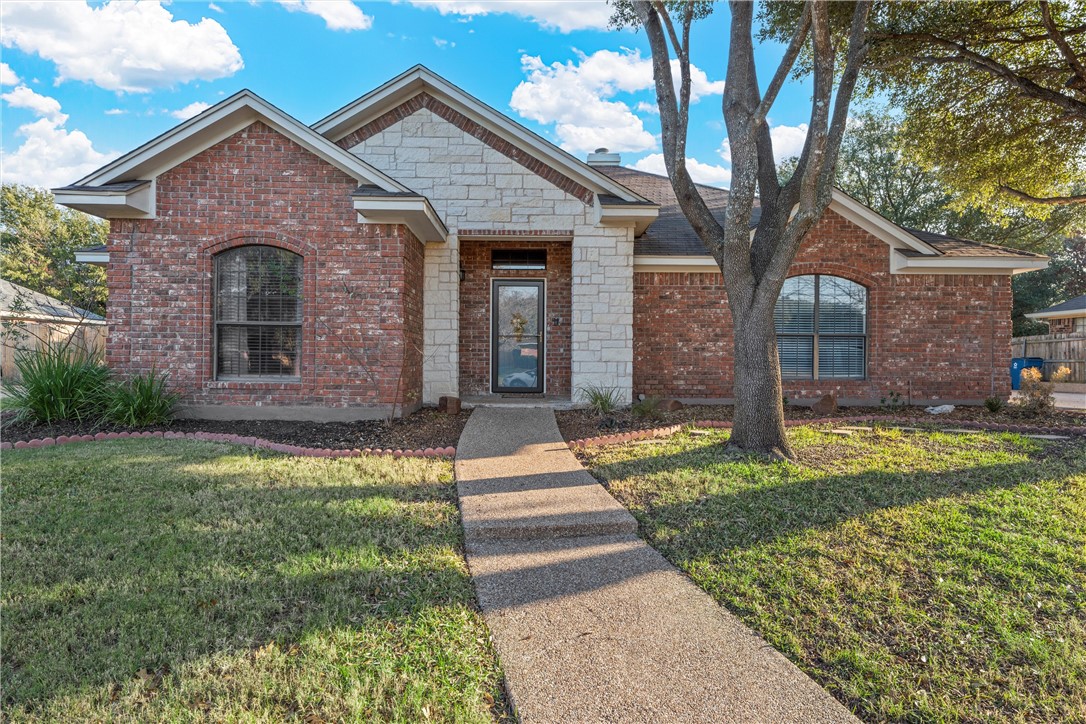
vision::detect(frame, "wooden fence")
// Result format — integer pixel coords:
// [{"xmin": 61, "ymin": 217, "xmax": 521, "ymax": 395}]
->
[
  {"xmin": 0, "ymin": 319, "xmax": 107, "ymax": 379},
  {"xmin": 1011, "ymin": 333, "xmax": 1086, "ymax": 382}
]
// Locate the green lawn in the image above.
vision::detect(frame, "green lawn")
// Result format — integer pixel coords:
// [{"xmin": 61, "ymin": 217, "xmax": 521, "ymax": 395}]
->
[
  {"xmin": 582, "ymin": 426, "xmax": 1086, "ymax": 723},
  {"xmin": 2, "ymin": 440, "xmax": 507, "ymax": 722}
]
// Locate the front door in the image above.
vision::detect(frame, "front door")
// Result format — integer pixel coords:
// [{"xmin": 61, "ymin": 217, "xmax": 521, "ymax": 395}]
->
[{"xmin": 492, "ymin": 280, "xmax": 544, "ymax": 393}]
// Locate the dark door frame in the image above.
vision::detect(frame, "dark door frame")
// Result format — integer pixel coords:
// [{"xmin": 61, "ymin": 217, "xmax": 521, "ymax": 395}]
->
[{"xmin": 491, "ymin": 279, "xmax": 545, "ymax": 394}]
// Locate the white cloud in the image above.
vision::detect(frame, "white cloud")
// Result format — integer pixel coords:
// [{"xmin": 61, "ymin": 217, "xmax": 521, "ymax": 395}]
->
[
  {"xmin": 276, "ymin": 0, "xmax": 373, "ymax": 31},
  {"xmin": 0, "ymin": 62, "xmax": 19, "ymax": 86},
  {"xmin": 770, "ymin": 123, "xmax": 808, "ymax": 163},
  {"xmin": 104, "ymin": 108, "xmax": 127, "ymax": 115},
  {"xmin": 683, "ymin": 63, "xmax": 726, "ymax": 101},
  {"xmin": 406, "ymin": 0, "xmax": 612, "ymax": 33},
  {"xmin": 632, "ymin": 153, "xmax": 731, "ymax": 188},
  {"xmin": 510, "ymin": 49, "xmax": 725, "ymax": 155},
  {"xmin": 636, "ymin": 101, "xmax": 659, "ymax": 115},
  {"xmin": 719, "ymin": 123, "xmax": 810, "ymax": 165},
  {"xmin": 2, "ymin": 85, "xmax": 64, "ymax": 122},
  {"xmin": 208, "ymin": 2, "xmax": 223, "ymax": 12},
  {"xmin": 0, "ymin": 1, "xmax": 243, "ymax": 93},
  {"xmin": 433, "ymin": 36, "xmax": 456, "ymax": 49},
  {"xmin": 0, "ymin": 90, "xmax": 113, "ymax": 188},
  {"xmin": 170, "ymin": 101, "xmax": 211, "ymax": 120},
  {"xmin": 511, "ymin": 51, "xmax": 654, "ymax": 155}
]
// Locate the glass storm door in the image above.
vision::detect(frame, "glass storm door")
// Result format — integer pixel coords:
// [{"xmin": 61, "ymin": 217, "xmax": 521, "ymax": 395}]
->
[{"xmin": 492, "ymin": 280, "xmax": 544, "ymax": 393}]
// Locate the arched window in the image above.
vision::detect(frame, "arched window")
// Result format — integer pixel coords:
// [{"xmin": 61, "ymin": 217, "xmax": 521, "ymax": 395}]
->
[
  {"xmin": 774, "ymin": 274, "xmax": 866, "ymax": 379},
  {"xmin": 214, "ymin": 246, "xmax": 303, "ymax": 379}
]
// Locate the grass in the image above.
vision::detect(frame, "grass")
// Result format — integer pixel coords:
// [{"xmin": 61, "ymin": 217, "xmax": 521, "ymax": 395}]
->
[
  {"xmin": 2, "ymin": 440, "xmax": 507, "ymax": 722},
  {"xmin": 581, "ymin": 426, "xmax": 1086, "ymax": 723}
]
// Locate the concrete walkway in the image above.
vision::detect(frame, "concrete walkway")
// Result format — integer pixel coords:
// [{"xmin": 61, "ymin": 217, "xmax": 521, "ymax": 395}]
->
[{"xmin": 456, "ymin": 407, "xmax": 857, "ymax": 723}]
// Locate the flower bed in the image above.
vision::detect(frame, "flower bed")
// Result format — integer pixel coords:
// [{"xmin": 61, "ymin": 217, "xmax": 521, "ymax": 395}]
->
[{"xmin": 1, "ymin": 429, "xmax": 455, "ymax": 458}]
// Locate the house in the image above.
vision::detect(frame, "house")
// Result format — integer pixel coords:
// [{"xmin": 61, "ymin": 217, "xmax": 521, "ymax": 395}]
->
[
  {"xmin": 1026, "ymin": 294, "xmax": 1086, "ymax": 334},
  {"xmin": 0, "ymin": 280, "xmax": 106, "ymax": 378},
  {"xmin": 57, "ymin": 66, "xmax": 1047, "ymax": 420}
]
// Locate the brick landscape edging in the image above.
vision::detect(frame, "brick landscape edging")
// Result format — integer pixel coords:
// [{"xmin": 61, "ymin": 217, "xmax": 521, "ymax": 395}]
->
[
  {"xmin": 0, "ymin": 430, "xmax": 456, "ymax": 459},
  {"xmin": 568, "ymin": 415, "xmax": 1086, "ymax": 449}
]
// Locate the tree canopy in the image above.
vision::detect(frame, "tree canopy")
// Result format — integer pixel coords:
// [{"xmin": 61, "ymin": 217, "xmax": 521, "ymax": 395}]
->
[
  {"xmin": 0, "ymin": 184, "xmax": 108, "ymax": 315},
  {"xmin": 764, "ymin": 1, "xmax": 1086, "ymax": 218}
]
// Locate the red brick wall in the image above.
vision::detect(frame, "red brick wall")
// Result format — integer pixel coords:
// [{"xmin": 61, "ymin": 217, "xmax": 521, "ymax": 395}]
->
[
  {"xmin": 104, "ymin": 121, "xmax": 423, "ymax": 416},
  {"xmin": 459, "ymin": 238, "xmax": 572, "ymax": 396},
  {"xmin": 1048, "ymin": 318, "xmax": 1073, "ymax": 334},
  {"xmin": 634, "ymin": 209, "xmax": 1013, "ymax": 403}
]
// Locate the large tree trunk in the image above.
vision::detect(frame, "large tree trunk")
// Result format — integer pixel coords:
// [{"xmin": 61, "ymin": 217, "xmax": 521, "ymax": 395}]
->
[
  {"xmin": 729, "ymin": 295, "xmax": 791, "ymax": 458},
  {"xmin": 628, "ymin": 0, "xmax": 871, "ymax": 459}
]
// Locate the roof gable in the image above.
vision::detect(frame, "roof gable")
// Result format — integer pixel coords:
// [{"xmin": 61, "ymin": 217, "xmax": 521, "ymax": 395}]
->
[
  {"xmin": 312, "ymin": 65, "xmax": 650, "ymax": 205},
  {"xmin": 65, "ymin": 90, "xmax": 406, "ymax": 192}
]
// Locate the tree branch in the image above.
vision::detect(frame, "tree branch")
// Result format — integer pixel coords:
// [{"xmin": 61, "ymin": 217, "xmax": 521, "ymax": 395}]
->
[
  {"xmin": 871, "ymin": 29, "xmax": 1086, "ymax": 116},
  {"xmin": 631, "ymin": 0, "xmax": 725, "ymax": 254},
  {"xmin": 998, "ymin": 185, "xmax": 1086, "ymax": 205},
  {"xmin": 1039, "ymin": 0, "xmax": 1086, "ymax": 91},
  {"xmin": 753, "ymin": 4, "xmax": 811, "ymax": 129}
]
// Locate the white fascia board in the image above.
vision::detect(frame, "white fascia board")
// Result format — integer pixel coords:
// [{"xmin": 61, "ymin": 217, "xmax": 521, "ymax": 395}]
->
[
  {"xmin": 353, "ymin": 196, "xmax": 448, "ymax": 243},
  {"xmin": 74, "ymin": 251, "xmax": 110, "ymax": 265},
  {"xmin": 71, "ymin": 91, "xmax": 406, "ymax": 193},
  {"xmin": 894, "ymin": 255, "xmax": 1049, "ymax": 275},
  {"xmin": 597, "ymin": 199, "xmax": 659, "ymax": 236},
  {"xmin": 314, "ymin": 66, "xmax": 650, "ymax": 204},
  {"xmin": 829, "ymin": 190, "xmax": 939, "ymax": 256},
  {"xmin": 1025, "ymin": 309, "xmax": 1086, "ymax": 319},
  {"xmin": 54, "ymin": 181, "xmax": 155, "ymax": 220},
  {"xmin": 634, "ymin": 255, "xmax": 720, "ymax": 273}
]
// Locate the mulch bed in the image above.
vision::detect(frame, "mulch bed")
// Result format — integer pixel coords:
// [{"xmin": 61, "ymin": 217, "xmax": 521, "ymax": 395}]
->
[
  {"xmin": 555, "ymin": 404, "xmax": 1086, "ymax": 444},
  {"xmin": 0, "ymin": 408, "xmax": 472, "ymax": 451}
]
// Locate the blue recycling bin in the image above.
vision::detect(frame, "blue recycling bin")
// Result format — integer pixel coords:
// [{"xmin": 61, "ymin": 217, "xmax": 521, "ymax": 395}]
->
[{"xmin": 1010, "ymin": 357, "xmax": 1045, "ymax": 390}]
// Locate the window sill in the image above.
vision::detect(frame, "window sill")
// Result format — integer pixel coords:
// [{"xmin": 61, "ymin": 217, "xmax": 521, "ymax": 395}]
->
[{"xmin": 208, "ymin": 377, "xmax": 302, "ymax": 389}]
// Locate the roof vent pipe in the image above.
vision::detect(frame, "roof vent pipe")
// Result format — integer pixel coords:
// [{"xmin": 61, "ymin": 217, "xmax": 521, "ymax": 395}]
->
[{"xmin": 586, "ymin": 148, "xmax": 621, "ymax": 166}]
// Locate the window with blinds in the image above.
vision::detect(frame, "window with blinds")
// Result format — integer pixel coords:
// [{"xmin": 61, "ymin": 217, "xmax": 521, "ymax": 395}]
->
[
  {"xmin": 774, "ymin": 274, "xmax": 866, "ymax": 379},
  {"xmin": 214, "ymin": 246, "xmax": 303, "ymax": 379}
]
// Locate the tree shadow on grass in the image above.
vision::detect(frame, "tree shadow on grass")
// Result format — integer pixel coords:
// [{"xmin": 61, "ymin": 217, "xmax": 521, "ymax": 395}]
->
[
  {"xmin": 1, "ymin": 441, "xmax": 509, "ymax": 721},
  {"xmin": 589, "ymin": 434, "xmax": 1086, "ymax": 557}
]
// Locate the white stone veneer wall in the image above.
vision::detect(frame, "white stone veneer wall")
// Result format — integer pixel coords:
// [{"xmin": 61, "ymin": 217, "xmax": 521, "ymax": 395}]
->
[
  {"xmin": 422, "ymin": 241, "xmax": 459, "ymax": 403},
  {"xmin": 349, "ymin": 106, "xmax": 633, "ymax": 404},
  {"xmin": 571, "ymin": 224, "xmax": 635, "ymax": 404}
]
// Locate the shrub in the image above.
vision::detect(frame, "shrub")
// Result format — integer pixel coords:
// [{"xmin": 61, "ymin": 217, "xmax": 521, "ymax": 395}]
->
[
  {"xmin": 631, "ymin": 396, "xmax": 662, "ymax": 420},
  {"xmin": 1015, "ymin": 366, "xmax": 1070, "ymax": 417},
  {"xmin": 579, "ymin": 384, "xmax": 623, "ymax": 416},
  {"xmin": 2, "ymin": 345, "xmax": 111, "ymax": 424},
  {"xmin": 104, "ymin": 368, "xmax": 179, "ymax": 426},
  {"xmin": 984, "ymin": 396, "xmax": 1005, "ymax": 413},
  {"xmin": 880, "ymin": 390, "xmax": 906, "ymax": 411}
]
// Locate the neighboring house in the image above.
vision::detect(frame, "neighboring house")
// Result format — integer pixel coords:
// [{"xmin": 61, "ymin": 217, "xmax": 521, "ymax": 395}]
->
[
  {"xmin": 0, "ymin": 280, "xmax": 106, "ymax": 377},
  {"xmin": 1026, "ymin": 294, "xmax": 1086, "ymax": 334},
  {"xmin": 58, "ymin": 66, "xmax": 1047, "ymax": 420}
]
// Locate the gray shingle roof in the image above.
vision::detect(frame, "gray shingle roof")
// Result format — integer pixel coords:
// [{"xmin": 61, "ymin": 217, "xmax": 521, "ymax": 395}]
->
[
  {"xmin": 0, "ymin": 279, "xmax": 105, "ymax": 322},
  {"xmin": 595, "ymin": 165, "xmax": 1042, "ymax": 260},
  {"xmin": 1031, "ymin": 294, "xmax": 1086, "ymax": 317}
]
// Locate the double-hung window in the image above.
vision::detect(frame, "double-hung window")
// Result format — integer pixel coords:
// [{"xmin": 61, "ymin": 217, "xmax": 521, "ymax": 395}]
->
[
  {"xmin": 774, "ymin": 274, "xmax": 866, "ymax": 379},
  {"xmin": 214, "ymin": 246, "xmax": 302, "ymax": 379}
]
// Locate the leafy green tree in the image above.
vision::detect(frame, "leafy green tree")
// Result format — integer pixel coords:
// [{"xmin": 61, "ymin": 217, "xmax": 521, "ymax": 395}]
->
[
  {"xmin": 766, "ymin": 1, "xmax": 1086, "ymax": 216},
  {"xmin": 0, "ymin": 184, "xmax": 108, "ymax": 315},
  {"xmin": 1012, "ymin": 236, "xmax": 1086, "ymax": 335}
]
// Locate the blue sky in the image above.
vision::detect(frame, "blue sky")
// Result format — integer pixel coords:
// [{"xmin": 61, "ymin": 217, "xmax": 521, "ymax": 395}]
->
[{"xmin": 1, "ymin": 1, "xmax": 815, "ymax": 190}]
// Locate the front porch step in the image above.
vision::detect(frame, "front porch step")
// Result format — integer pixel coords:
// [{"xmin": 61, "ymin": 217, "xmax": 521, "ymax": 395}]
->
[{"xmin": 461, "ymin": 395, "xmax": 577, "ymax": 410}]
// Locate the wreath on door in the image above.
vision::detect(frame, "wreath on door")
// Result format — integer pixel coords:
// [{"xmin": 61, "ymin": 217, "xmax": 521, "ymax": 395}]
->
[{"xmin": 510, "ymin": 313, "xmax": 527, "ymax": 342}]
